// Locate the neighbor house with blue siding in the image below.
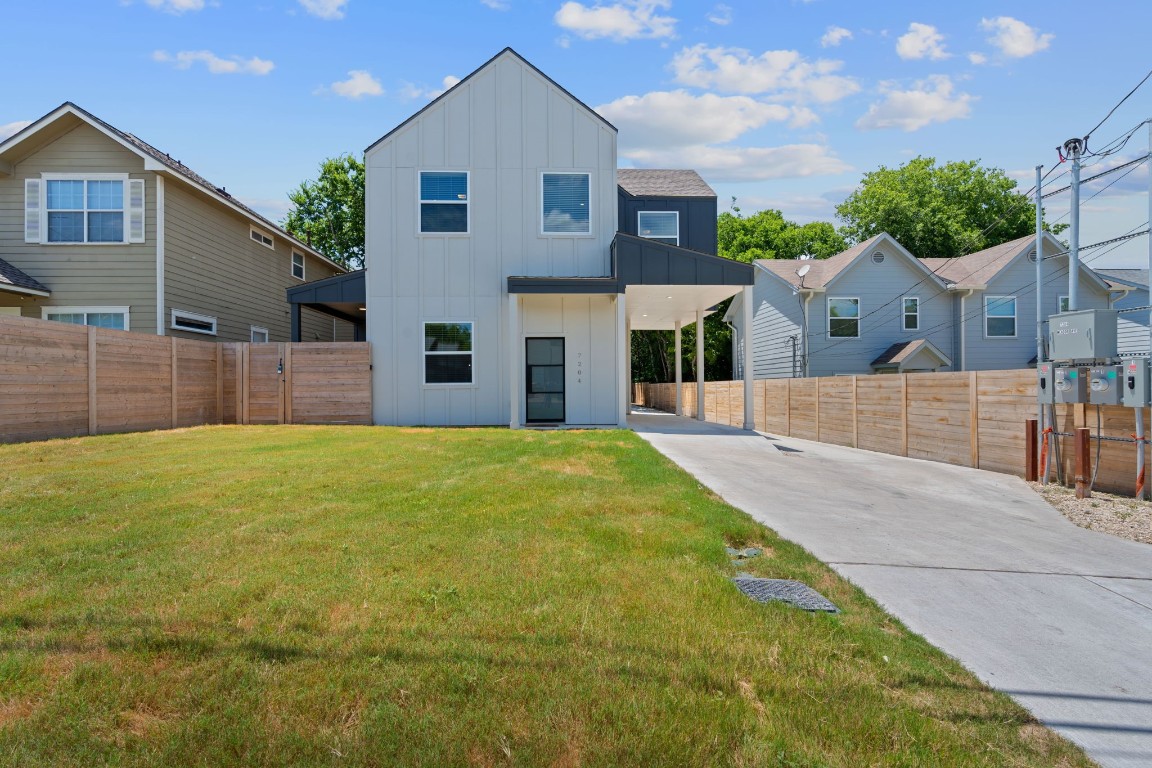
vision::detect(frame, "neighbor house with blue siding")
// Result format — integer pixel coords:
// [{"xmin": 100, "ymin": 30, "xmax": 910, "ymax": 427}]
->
[
  {"xmin": 1096, "ymin": 268, "xmax": 1149, "ymax": 357},
  {"xmin": 727, "ymin": 232, "xmax": 1118, "ymax": 377}
]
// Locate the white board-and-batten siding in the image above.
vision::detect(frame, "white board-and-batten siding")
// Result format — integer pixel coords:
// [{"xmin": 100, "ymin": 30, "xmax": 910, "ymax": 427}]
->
[{"xmin": 366, "ymin": 51, "xmax": 621, "ymax": 426}]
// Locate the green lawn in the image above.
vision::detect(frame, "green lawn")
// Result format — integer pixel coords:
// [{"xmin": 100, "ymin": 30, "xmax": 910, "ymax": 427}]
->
[{"xmin": 0, "ymin": 426, "xmax": 1090, "ymax": 767}]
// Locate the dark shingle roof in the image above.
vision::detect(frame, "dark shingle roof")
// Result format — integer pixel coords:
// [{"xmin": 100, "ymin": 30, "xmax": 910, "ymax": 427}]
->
[
  {"xmin": 617, "ymin": 169, "xmax": 716, "ymax": 198},
  {"xmin": 0, "ymin": 256, "xmax": 49, "ymax": 295}
]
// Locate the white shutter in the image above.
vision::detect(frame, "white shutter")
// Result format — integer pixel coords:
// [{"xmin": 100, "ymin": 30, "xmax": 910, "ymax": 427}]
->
[
  {"xmin": 127, "ymin": 178, "xmax": 145, "ymax": 243},
  {"xmin": 24, "ymin": 178, "xmax": 42, "ymax": 243}
]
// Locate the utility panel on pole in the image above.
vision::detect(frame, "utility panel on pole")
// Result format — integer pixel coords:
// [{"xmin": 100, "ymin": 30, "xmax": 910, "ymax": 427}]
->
[{"xmin": 1048, "ymin": 309, "xmax": 1118, "ymax": 361}]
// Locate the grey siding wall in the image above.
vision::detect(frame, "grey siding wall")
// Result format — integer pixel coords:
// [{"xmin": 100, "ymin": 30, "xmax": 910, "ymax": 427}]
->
[
  {"xmin": 749, "ymin": 275, "xmax": 804, "ymax": 378},
  {"xmin": 366, "ymin": 51, "xmax": 620, "ymax": 426},
  {"xmin": 163, "ymin": 182, "xmax": 348, "ymax": 343},
  {"xmin": 616, "ymin": 191, "xmax": 717, "ymax": 254},
  {"xmin": 0, "ymin": 122, "xmax": 158, "ymax": 333},
  {"xmin": 964, "ymin": 256, "xmax": 1110, "ymax": 370},
  {"xmin": 1114, "ymin": 286, "xmax": 1149, "ymax": 357},
  {"xmin": 806, "ymin": 250, "xmax": 953, "ymax": 377}
]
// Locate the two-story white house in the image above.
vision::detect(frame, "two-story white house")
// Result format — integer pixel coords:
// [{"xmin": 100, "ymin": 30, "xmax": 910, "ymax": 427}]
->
[{"xmin": 364, "ymin": 48, "xmax": 754, "ymax": 428}]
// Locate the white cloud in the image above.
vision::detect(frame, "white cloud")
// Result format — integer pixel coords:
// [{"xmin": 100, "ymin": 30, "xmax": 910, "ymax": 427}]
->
[
  {"xmin": 399, "ymin": 75, "xmax": 461, "ymax": 101},
  {"xmin": 143, "ymin": 0, "xmax": 205, "ymax": 13},
  {"xmin": 152, "ymin": 49, "xmax": 274, "ymax": 75},
  {"xmin": 671, "ymin": 44, "xmax": 859, "ymax": 103},
  {"xmin": 298, "ymin": 0, "xmax": 347, "ymax": 20},
  {"xmin": 707, "ymin": 3, "xmax": 731, "ymax": 25},
  {"xmin": 621, "ymin": 144, "xmax": 850, "ymax": 182},
  {"xmin": 968, "ymin": 52, "xmax": 987, "ymax": 65},
  {"xmin": 481, "ymin": 0, "xmax": 509, "ymax": 8},
  {"xmin": 0, "ymin": 120, "xmax": 32, "ymax": 142},
  {"xmin": 554, "ymin": 0, "xmax": 676, "ymax": 42},
  {"xmin": 820, "ymin": 26, "xmax": 852, "ymax": 48},
  {"xmin": 856, "ymin": 75, "xmax": 974, "ymax": 131},
  {"xmin": 597, "ymin": 90, "xmax": 801, "ymax": 147},
  {"xmin": 327, "ymin": 70, "xmax": 383, "ymax": 99},
  {"xmin": 981, "ymin": 16, "xmax": 1053, "ymax": 58},
  {"xmin": 896, "ymin": 22, "xmax": 949, "ymax": 60}
]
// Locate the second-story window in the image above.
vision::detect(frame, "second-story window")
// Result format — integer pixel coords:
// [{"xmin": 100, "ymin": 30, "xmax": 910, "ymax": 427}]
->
[
  {"xmin": 541, "ymin": 172, "xmax": 590, "ymax": 234},
  {"xmin": 638, "ymin": 211, "xmax": 679, "ymax": 245},
  {"xmin": 828, "ymin": 297, "xmax": 860, "ymax": 338},
  {"xmin": 292, "ymin": 251, "xmax": 305, "ymax": 280},
  {"xmin": 419, "ymin": 171, "xmax": 468, "ymax": 233},
  {"xmin": 902, "ymin": 297, "xmax": 919, "ymax": 331}
]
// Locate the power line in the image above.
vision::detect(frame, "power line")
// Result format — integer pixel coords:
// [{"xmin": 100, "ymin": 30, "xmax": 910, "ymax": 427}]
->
[
  {"xmin": 1084, "ymin": 68, "xmax": 1152, "ymax": 145},
  {"xmin": 1041, "ymin": 153, "xmax": 1149, "ymax": 200}
]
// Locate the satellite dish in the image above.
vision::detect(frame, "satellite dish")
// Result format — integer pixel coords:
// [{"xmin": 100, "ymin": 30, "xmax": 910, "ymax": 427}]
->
[{"xmin": 797, "ymin": 264, "xmax": 811, "ymax": 278}]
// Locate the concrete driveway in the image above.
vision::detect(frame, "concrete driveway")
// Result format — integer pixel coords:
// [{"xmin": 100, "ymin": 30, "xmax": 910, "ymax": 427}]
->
[{"xmin": 630, "ymin": 410, "xmax": 1152, "ymax": 768}]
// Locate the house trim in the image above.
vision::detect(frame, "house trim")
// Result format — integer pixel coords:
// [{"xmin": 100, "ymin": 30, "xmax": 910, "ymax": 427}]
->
[{"xmin": 156, "ymin": 175, "xmax": 165, "ymax": 335}]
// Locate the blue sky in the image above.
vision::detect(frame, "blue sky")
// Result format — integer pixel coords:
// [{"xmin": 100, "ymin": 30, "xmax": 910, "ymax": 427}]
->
[{"xmin": 4, "ymin": 0, "xmax": 1150, "ymax": 266}]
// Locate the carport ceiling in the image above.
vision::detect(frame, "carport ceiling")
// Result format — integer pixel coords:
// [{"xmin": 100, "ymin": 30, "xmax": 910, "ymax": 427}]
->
[{"xmin": 626, "ymin": 284, "xmax": 743, "ymax": 330}]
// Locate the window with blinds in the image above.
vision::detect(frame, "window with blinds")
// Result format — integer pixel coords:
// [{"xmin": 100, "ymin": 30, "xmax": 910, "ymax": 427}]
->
[
  {"xmin": 424, "ymin": 321, "xmax": 474, "ymax": 384},
  {"xmin": 638, "ymin": 211, "xmax": 678, "ymax": 245},
  {"xmin": 419, "ymin": 171, "xmax": 469, "ymax": 233},
  {"xmin": 541, "ymin": 172, "xmax": 590, "ymax": 234}
]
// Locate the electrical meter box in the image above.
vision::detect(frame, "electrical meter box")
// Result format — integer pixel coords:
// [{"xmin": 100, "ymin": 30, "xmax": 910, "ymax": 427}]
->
[
  {"xmin": 1055, "ymin": 366, "xmax": 1088, "ymax": 403},
  {"xmin": 1048, "ymin": 309, "xmax": 1118, "ymax": 361},
  {"xmin": 1037, "ymin": 362, "xmax": 1055, "ymax": 404},
  {"xmin": 1089, "ymin": 365, "xmax": 1123, "ymax": 406},
  {"xmin": 1122, "ymin": 358, "xmax": 1150, "ymax": 408}
]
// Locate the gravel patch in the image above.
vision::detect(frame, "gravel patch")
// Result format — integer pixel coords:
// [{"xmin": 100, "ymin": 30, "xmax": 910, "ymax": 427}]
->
[{"xmin": 1029, "ymin": 481, "xmax": 1152, "ymax": 545}]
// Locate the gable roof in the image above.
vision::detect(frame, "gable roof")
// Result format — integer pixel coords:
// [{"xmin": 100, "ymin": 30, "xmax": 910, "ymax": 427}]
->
[
  {"xmin": 0, "ymin": 102, "xmax": 343, "ymax": 273},
  {"xmin": 871, "ymin": 338, "xmax": 952, "ymax": 370},
  {"xmin": 919, "ymin": 232, "xmax": 1110, "ymax": 292},
  {"xmin": 365, "ymin": 48, "xmax": 617, "ymax": 155},
  {"xmin": 753, "ymin": 233, "xmax": 945, "ymax": 291},
  {"xmin": 617, "ymin": 169, "xmax": 716, "ymax": 198},
  {"xmin": 1095, "ymin": 268, "xmax": 1148, "ymax": 290},
  {"xmin": 0, "ymin": 256, "xmax": 50, "ymax": 297}
]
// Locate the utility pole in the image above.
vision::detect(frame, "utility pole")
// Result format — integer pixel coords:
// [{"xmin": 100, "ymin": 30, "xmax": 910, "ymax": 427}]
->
[
  {"xmin": 1063, "ymin": 137, "xmax": 1085, "ymax": 310},
  {"xmin": 1035, "ymin": 165, "xmax": 1045, "ymax": 484}
]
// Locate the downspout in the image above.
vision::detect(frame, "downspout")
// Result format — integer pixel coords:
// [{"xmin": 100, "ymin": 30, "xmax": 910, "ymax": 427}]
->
[
  {"xmin": 958, "ymin": 288, "xmax": 975, "ymax": 371},
  {"xmin": 801, "ymin": 292, "xmax": 813, "ymax": 377}
]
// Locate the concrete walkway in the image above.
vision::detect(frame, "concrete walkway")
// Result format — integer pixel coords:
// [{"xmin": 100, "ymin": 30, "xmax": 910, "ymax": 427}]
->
[{"xmin": 630, "ymin": 410, "xmax": 1152, "ymax": 768}]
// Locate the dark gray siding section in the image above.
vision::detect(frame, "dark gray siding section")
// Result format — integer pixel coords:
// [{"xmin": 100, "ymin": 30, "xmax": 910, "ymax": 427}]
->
[{"xmin": 616, "ymin": 189, "xmax": 717, "ymax": 255}]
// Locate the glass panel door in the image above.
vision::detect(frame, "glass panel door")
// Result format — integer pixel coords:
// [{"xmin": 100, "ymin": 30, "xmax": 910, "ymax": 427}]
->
[{"xmin": 526, "ymin": 337, "xmax": 565, "ymax": 423}]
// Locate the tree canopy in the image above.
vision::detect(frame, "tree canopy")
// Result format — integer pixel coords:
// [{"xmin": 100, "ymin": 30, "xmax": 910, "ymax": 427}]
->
[
  {"xmin": 284, "ymin": 155, "xmax": 365, "ymax": 270},
  {"xmin": 717, "ymin": 204, "xmax": 846, "ymax": 263},
  {"xmin": 834, "ymin": 156, "xmax": 1054, "ymax": 259}
]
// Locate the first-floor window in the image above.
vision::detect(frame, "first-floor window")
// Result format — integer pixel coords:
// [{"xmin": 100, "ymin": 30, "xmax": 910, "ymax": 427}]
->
[
  {"xmin": 424, "ymin": 322, "xmax": 473, "ymax": 384},
  {"xmin": 43, "ymin": 306, "xmax": 129, "ymax": 331},
  {"xmin": 902, "ymin": 297, "xmax": 919, "ymax": 331},
  {"xmin": 1059, "ymin": 295, "xmax": 1070, "ymax": 312},
  {"xmin": 986, "ymin": 295, "xmax": 1017, "ymax": 337},
  {"xmin": 170, "ymin": 309, "xmax": 217, "ymax": 336},
  {"xmin": 251, "ymin": 326, "xmax": 270, "ymax": 343},
  {"xmin": 828, "ymin": 297, "xmax": 860, "ymax": 338}
]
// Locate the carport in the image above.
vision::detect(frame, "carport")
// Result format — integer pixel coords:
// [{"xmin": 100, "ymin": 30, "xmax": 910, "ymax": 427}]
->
[{"xmin": 286, "ymin": 270, "xmax": 366, "ymax": 342}]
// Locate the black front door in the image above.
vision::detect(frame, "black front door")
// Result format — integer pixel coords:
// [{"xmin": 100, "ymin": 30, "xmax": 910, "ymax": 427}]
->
[{"xmin": 526, "ymin": 338, "xmax": 565, "ymax": 423}]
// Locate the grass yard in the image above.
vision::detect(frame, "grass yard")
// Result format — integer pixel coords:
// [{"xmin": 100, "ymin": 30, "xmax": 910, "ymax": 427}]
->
[{"xmin": 0, "ymin": 426, "xmax": 1091, "ymax": 767}]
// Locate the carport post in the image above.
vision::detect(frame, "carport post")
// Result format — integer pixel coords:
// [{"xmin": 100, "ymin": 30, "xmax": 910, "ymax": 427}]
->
[
  {"xmin": 742, "ymin": 285, "xmax": 754, "ymax": 430},
  {"xmin": 508, "ymin": 294, "xmax": 521, "ymax": 429},
  {"xmin": 674, "ymin": 320, "xmax": 683, "ymax": 416},
  {"xmin": 626, "ymin": 318, "xmax": 632, "ymax": 415},
  {"xmin": 696, "ymin": 309, "xmax": 705, "ymax": 421}
]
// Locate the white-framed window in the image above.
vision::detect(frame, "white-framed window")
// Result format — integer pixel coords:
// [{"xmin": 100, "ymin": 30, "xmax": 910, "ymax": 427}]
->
[
  {"xmin": 828, "ymin": 297, "xmax": 860, "ymax": 338},
  {"xmin": 541, "ymin": 172, "xmax": 591, "ymax": 235},
  {"xmin": 424, "ymin": 321, "xmax": 473, "ymax": 384},
  {"xmin": 985, "ymin": 295, "xmax": 1017, "ymax": 338},
  {"xmin": 25, "ymin": 174, "xmax": 144, "ymax": 244},
  {"xmin": 170, "ymin": 308, "xmax": 217, "ymax": 336},
  {"xmin": 42, "ymin": 306, "xmax": 130, "ymax": 331},
  {"xmin": 250, "ymin": 226, "xmax": 274, "ymax": 249},
  {"xmin": 250, "ymin": 326, "xmax": 270, "ymax": 343},
  {"xmin": 638, "ymin": 211, "xmax": 679, "ymax": 245},
  {"xmin": 291, "ymin": 251, "xmax": 305, "ymax": 280},
  {"xmin": 1059, "ymin": 295, "xmax": 1070, "ymax": 312},
  {"xmin": 419, "ymin": 171, "xmax": 469, "ymax": 234},
  {"xmin": 902, "ymin": 296, "xmax": 919, "ymax": 331}
]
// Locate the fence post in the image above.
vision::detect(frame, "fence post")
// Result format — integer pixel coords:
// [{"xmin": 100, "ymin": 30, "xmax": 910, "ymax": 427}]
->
[
  {"xmin": 170, "ymin": 336, "xmax": 178, "ymax": 429},
  {"xmin": 901, "ymin": 374, "xmax": 908, "ymax": 457},
  {"xmin": 216, "ymin": 344, "xmax": 224, "ymax": 424},
  {"xmin": 87, "ymin": 326, "xmax": 98, "ymax": 436},
  {"xmin": 1075, "ymin": 427, "xmax": 1092, "ymax": 498},
  {"xmin": 1025, "ymin": 418, "xmax": 1038, "ymax": 481},
  {"xmin": 815, "ymin": 378, "xmax": 821, "ymax": 441},
  {"xmin": 969, "ymin": 370, "xmax": 979, "ymax": 468},
  {"xmin": 284, "ymin": 344, "xmax": 293, "ymax": 425},
  {"xmin": 852, "ymin": 376, "xmax": 859, "ymax": 448},
  {"xmin": 784, "ymin": 378, "xmax": 791, "ymax": 436}
]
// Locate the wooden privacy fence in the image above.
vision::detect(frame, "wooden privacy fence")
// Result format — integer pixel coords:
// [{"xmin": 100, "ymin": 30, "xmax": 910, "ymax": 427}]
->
[
  {"xmin": 1, "ymin": 315, "xmax": 371, "ymax": 444},
  {"xmin": 634, "ymin": 370, "xmax": 1152, "ymax": 496}
]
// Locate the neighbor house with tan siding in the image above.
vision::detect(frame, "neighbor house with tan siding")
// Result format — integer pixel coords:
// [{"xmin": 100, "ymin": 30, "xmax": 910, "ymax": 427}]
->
[{"xmin": 0, "ymin": 103, "xmax": 353, "ymax": 343}]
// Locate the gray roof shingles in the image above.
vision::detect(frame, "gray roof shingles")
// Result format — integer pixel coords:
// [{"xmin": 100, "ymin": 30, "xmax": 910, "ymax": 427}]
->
[
  {"xmin": 617, "ymin": 169, "xmax": 716, "ymax": 198},
  {"xmin": 0, "ymin": 257, "xmax": 49, "ymax": 294}
]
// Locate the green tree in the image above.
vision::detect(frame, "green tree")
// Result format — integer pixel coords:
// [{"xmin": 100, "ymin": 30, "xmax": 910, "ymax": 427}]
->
[
  {"xmin": 717, "ymin": 203, "xmax": 846, "ymax": 263},
  {"xmin": 284, "ymin": 155, "xmax": 365, "ymax": 270},
  {"xmin": 835, "ymin": 156, "xmax": 1062, "ymax": 258}
]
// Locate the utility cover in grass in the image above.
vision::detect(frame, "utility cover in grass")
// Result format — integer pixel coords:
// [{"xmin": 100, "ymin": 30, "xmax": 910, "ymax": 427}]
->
[{"xmin": 733, "ymin": 576, "xmax": 839, "ymax": 613}]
